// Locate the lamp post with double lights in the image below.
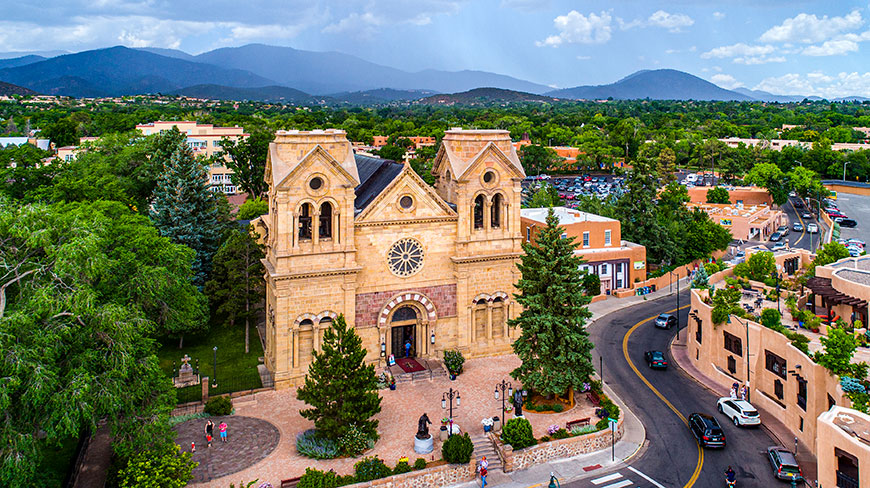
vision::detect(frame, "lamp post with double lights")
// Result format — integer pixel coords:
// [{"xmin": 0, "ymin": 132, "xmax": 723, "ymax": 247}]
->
[
  {"xmin": 494, "ymin": 380, "xmax": 512, "ymax": 429},
  {"xmin": 212, "ymin": 346, "xmax": 218, "ymax": 388},
  {"xmin": 442, "ymin": 388, "xmax": 461, "ymax": 437}
]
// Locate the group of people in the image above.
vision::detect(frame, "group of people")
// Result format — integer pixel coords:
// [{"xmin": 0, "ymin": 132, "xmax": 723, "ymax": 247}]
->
[
  {"xmin": 201, "ymin": 419, "xmax": 228, "ymax": 449},
  {"xmin": 730, "ymin": 382, "xmax": 747, "ymax": 401}
]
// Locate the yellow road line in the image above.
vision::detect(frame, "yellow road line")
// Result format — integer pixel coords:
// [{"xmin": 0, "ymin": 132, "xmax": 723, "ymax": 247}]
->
[
  {"xmin": 622, "ymin": 306, "xmax": 703, "ymax": 488},
  {"xmin": 791, "ymin": 199, "xmax": 807, "ymax": 246}
]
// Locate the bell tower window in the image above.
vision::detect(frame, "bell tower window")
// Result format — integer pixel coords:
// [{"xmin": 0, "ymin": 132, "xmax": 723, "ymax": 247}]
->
[
  {"xmin": 473, "ymin": 195, "xmax": 485, "ymax": 229},
  {"xmin": 319, "ymin": 202, "xmax": 333, "ymax": 239},
  {"xmin": 491, "ymin": 193, "xmax": 502, "ymax": 228},
  {"xmin": 299, "ymin": 203, "xmax": 313, "ymax": 240}
]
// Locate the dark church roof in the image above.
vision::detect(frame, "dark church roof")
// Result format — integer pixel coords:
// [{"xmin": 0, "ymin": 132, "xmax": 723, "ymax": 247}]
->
[{"xmin": 354, "ymin": 154, "xmax": 404, "ymax": 212}]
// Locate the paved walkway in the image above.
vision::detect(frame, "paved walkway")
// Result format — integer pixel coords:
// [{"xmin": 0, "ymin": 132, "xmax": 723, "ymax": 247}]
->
[
  {"xmin": 72, "ymin": 422, "xmax": 112, "ymax": 488},
  {"xmin": 669, "ymin": 337, "xmax": 818, "ymax": 483},
  {"xmin": 175, "ymin": 415, "xmax": 281, "ymax": 483}
]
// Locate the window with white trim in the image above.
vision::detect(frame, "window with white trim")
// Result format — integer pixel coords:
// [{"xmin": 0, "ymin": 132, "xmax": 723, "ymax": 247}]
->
[
  {"xmin": 605, "ymin": 229, "xmax": 612, "ymax": 246},
  {"xmin": 583, "ymin": 231, "xmax": 589, "ymax": 247}
]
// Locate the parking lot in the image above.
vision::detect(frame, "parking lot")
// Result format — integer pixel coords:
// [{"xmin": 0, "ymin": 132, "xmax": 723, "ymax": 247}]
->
[
  {"xmin": 833, "ymin": 192, "xmax": 870, "ymax": 245},
  {"xmin": 521, "ymin": 174, "xmax": 626, "ymax": 208}
]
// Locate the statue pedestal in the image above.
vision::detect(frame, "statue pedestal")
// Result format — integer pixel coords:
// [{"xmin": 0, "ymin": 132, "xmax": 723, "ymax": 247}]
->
[{"xmin": 414, "ymin": 435, "xmax": 434, "ymax": 454}]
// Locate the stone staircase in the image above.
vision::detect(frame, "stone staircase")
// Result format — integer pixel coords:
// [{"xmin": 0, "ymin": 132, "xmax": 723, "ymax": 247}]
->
[
  {"xmin": 470, "ymin": 434, "xmax": 502, "ymax": 472},
  {"xmin": 392, "ymin": 360, "xmax": 448, "ymax": 383}
]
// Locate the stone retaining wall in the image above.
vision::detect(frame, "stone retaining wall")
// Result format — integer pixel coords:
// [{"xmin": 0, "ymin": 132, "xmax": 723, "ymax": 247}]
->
[
  {"xmin": 497, "ymin": 419, "xmax": 624, "ymax": 472},
  {"xmin": 340, "ymin": 459, "xmax": 477, "ymax": 488}
]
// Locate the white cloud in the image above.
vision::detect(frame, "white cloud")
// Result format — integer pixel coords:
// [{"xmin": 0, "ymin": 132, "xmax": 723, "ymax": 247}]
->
[
  {"xmin": 760, "ymin": 10, "xmax": 863, "ymax": 44},
  {"xmin": 701, "ymin": 42, "xmax": 786, "ymax": 64},
  {"xmin": 322, "ymin": 12, "xmax": 382, "ymax": 37},
  {"xmin": 754, "ymin": 71, "xmax": 870, "ymax": 98},
  {"xmin": 321, "ymin": 1, "xmax": 464, "ymax": 38},
  {"xmin": 647, "ymin": 10, "xmax": 694, "ymax": 33},
  {"xmin": 710, "ymin": 74, "xmax": 744, "ymax": 89},
  {"xmin": 802, "ymin": 39, "xmax": 859, "ymax": 56},
  {"xmin": 713, "ymin": 12, "xmax": 725, "ymax": 20},
  {"xmin": 537, "ymin": 10, "xmax": 612, "ymax": 47},
  {"xmin": 618, "ymin": 10, "xmax": 694, "ymax": 33}
]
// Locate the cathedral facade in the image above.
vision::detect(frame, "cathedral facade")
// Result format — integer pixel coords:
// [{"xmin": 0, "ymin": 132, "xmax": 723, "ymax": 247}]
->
[{"xmin": 256, "ymin": 128, "xmax": 525, "ymax": 388}]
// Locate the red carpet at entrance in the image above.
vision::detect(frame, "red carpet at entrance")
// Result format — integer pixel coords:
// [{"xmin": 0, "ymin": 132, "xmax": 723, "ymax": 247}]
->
[{"xmin": 396, "ymin": 358, "xmax": 426, "ymax": 373}]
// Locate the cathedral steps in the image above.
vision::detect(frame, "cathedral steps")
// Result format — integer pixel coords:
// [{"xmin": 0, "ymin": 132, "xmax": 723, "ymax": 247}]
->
[{"xmin": 470, "ymin": 434, "xmax": 502, "ymax": 472}]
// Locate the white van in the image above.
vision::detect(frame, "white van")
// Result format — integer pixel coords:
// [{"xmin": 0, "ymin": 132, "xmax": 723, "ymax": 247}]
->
[{"xmin": 686, "ymin": 173, "xmax": 699, "ymax": 183}]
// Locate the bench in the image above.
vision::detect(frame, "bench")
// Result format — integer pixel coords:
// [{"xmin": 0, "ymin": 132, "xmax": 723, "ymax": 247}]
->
[
  {"xmin": 587, "ymin": 391, "xmax": 601, "ymax": 407},
  {"xmin": 566, "ymin": 417, "xmax": 591, "ymax": 430},
  {"xmin": 281, "ymin": 476, "xmax": 302, "ymax": 488}
]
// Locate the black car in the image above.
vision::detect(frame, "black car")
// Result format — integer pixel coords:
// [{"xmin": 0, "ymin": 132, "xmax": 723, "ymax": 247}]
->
[
  {"xmin": 839, "ymin": 219, "xmax": 858, "ymax": 228},
  {"xmin": 688, "ymin": 413, "xmax": 726, "ymax": 448},
  {"xmin": 644, "ymin": 350, "xmax": 668, "ymax": 369}
]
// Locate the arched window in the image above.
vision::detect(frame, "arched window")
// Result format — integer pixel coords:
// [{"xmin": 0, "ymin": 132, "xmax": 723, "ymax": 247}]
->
[
  {"xmin": 473, "ymin": 195, "xmax": 485, "ymax": 229},
  {"xmin": 491, "ymin": 193, "xmax": 502, "ymax": 228},
  {"xmin": 319, "ymin": 202, "xmax": 332, "ymax": 239},
  {"xmin": 491, "ymin": 296, "xmax": 505, "ymax": 338},
  {"xmin": 319, "ymin": 316, "xmax": 333, "ymax": 327},
  {"xmin": 298, "ymin": 203, "xmax": 313, "ymax": 240},
  {"xmin": 392, "ymin": 306, "xmax": 418, "ymax": 322},
  {"xmin": 299, "ymin": 318, "xmax": 314, "ymax": 327}
]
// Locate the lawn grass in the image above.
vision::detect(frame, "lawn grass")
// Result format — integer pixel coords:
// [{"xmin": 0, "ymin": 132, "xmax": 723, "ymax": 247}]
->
[{"xmin": 157, "ymin": 323, "xmax": 264, "ymax": 400}]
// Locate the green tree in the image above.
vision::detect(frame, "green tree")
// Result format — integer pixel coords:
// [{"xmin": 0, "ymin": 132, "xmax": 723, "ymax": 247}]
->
[
  {"xmin": 816, "ymin": 328, "xmax": 861, "ymax": 377},
  {"xmin": 706, "ymin": 187, "xmax": 730, "ymax": 204},
  {"xmin": 237, "ymin": 196, "xmax": 269, "ymax": 220},
  {"xmin": 692, "ymin": 263, "xmax": 709, "ymax": 289},
  {"xmin": 409, "ymin": 145, "xmax": 437, "ymax": 186},
  {"xmin": 657, "ymin": 147, "xmax": 677, "ymax": 182},
  {"xmin": 205, "ymin": 227, "xmax": 265, "ymax": 354},
  {"xmin": 524, "ymin": 184, "xmax": 561, "ymax": 208},
  {"xmin": 711, "ymin": 286, "xmax": 742, "ymax": 325},
  {"xmin": 813, "ymin": 242, "xmax": 850, "ymax": 268},
  {"xmin": 376, "ymin": 145, "xmax": 407, "ymax": 161},
  {"xmin": 615, "ymin": 158, "xmax": 672, "ymax": 265},
  {"xmin": 41, "ymin": 118, "xmax": 79, "ymax": 147},
  {"xmin": 117, "ymin": 442, "xmax": 196, "ymax": 488},
  {"xmin": 582, "ymin": 272, "xmax": 601, "ymax": 296},
  {"xmin": 219, "ymin": 130, "xmax": 273, "ymax": 198},
  {"xmin": 0, "ymin": 200, "xmax": 194, "ymax": 484},
  {"xmin": 744, "ymin": 162, "xmax": 789, "ymax": 205},
  {"xmin": 509, "ymin": 208, "xmax": 595, "ymax": 397},
  {"xmin": 746, "ymin": 251, "xmax": 776, "ymax": 281},
  {"xmin": 297, "ymin": 315, "xmax": 382, "ymax": 442},
  {"xmin": 150, "ymin": 134, "xmax": 224, "ymax": 288},
  {"xmin": 520, "ymin": 145, "xmax": 560, "ymax": 175}
]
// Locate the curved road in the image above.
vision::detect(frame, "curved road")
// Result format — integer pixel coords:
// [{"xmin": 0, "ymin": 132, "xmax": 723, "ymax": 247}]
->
[{"xmin": 568, "ymin": 292, "xmax": 783, "ymax": 488}]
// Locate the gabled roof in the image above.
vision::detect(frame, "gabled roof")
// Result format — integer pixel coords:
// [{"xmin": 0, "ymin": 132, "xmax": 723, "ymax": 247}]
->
[
  {"xmin": 354, "ymin": 154, "xmax": 404, "ymax": 212},
  {"xmin": 432, "ymin": 129, "xmax": 524, "ymax": 180}
]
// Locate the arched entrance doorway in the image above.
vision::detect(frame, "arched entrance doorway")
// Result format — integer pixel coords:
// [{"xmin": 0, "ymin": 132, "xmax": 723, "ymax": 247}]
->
[{"xmin": 390, "ymin": 305, "xmax": 418, "ymax": 358}]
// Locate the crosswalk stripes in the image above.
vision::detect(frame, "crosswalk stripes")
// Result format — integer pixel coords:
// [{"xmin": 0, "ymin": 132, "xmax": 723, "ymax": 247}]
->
[{"xmin": 587, "ymin": 468, "xmax": 663, "ymax": 488}]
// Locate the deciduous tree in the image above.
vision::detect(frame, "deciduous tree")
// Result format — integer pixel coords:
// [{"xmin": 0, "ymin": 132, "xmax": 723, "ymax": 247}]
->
[{"xmin": 219, "ymin": 130, "xmax": 274, "ymax": 198}]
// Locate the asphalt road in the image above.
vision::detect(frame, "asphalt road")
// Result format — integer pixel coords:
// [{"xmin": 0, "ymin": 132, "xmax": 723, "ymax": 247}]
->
[
  {"xmin": 566, "ymin": 292, "xmax": 783, "ymax": 488},
  {"xmin": 780, "ymin": 197, "xmax": 819, "ymax": 252}
]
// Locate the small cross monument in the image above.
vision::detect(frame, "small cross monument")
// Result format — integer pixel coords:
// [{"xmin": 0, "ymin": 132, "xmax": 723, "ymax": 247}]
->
[{"xmin": 174, "ymin": 354, "xmax": 200, "ymax": 388}]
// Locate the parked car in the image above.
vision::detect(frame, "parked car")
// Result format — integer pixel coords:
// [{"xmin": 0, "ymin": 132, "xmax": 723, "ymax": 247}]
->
[
  {"xmin": 770, "ymin": 231, "xmax": 783, "ymax": 242},
  {"xmin": 793, "ymin": 200, "xmax": 804, "ymax": 208},
  {"xmin": 792, "ymin": 222, "xmax": 803, "ymax": 232},
  {"xmin": 688, "ymin": 413, "xmax": 726, "ymax": 448},
  {"xmin": 807, "ymin": 223, "xmax": 819, "ymax": 233},
  {"xmin": 771, "ymin": 242, "xmax": 787, "ymax": 252},
  {"xmin": 767, "ymin": 446, "xmax": 803, "ymax": 482},
  {"xmin": 716, "ymin": 397, "xmax": 761, "ymax": 427},
  {"xmin": 655, "ymin": 313, "xmax": 677, "ymax": 329},
  {"xmin": 777, "ymin": 225, "xmax": 789, "ymax": 236},
  {"xmin": 839, "ymin": 219, "xmax": 858, "ymax": 228},
  {"xmin": 801, "ymin": 212, "xmax": 812, "ymax": 219},
  {"xmin": 644, "ymin": 350, "xmax": 668, "ymax": 369},
  {"xmin": 846, "ymin": 239, "xmax": 865, "ymax": 247}
]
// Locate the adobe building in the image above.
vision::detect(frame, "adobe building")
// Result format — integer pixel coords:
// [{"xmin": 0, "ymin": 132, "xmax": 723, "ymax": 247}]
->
[
  {"xmin": 520, "ymin": 207, "xmax": 647, "ymax": 294},
  {"xmin": 689, "ymin": 201, "xmax": 785, "ymax": 242},
  {"xmin": 256, "ymin": 128, "xmax": 525, "ymax": 387},
  {"xmin": 686, "ymin": 186, "xmax": 773, "ymax": 207}
]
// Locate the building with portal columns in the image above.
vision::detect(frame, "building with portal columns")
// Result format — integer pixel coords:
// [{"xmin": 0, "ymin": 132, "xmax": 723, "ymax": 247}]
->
[{"xmin": 254, "ymin": 128, "xmax": 525, "ymax": 388}]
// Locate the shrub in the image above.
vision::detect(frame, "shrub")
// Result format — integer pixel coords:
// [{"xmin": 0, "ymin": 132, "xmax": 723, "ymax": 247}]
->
[
  {"xmin": 442, "ymin": 433, "xmax": 474, "ymax": 464},
  {"xmin": 443, "ymin": 350, "xmax": 465, "ymax": 375},
  {"xmin": 760, "ymin": 309, "xmax": 782, "ymax": 329},
  {"xmin": 203, "ymin": 396, "xmax": 232, "ymax": 416},
  {"xmin": 117, "ymin": 442, "xmax": 195, "ymax": 488},
  {"xmin": 298, "ymin": 468, "xmax": 337, "ymax": 488},
  {"xmin": 339, "ymin": 424, "xmax": 371, "ymax": 457},
  {"xmin": 296, "ymin": 429, "xmax": 340, "ymax": 459},
  {"xmin": 414, "ymin": 458, "xmax": 427, "ymax": 470},
  {"xmin": 502, "ymin": 417, "xmax": 536, "ymax": 449},
  {"xmin": 552, "ymin": 403, "xmax": 564, "ymax": 413},
  {"xmin": 583, "ymin": 273, "xmax": 601, "ymax": 296},
  {"xmin": 704, "ymin": 261, "xmax": 720, "ymax": 275},
  {"xmin": 393, "ymin": 460, "xmax": 413, "ymax": 475},
  {"xmin": 539, "ymin": 435, "xmax": 551, "ymax": 442},
  {"xmin": 841, "ymin": 377, "xmax": 867, "ymax": 394},
  {"xmin": 354, "ymin": 456, "xmax": 392, "ymax": 482},
  {"xmin": 570, "ymin": 425, "xmax": 599, "ymax": 435},
  {"xmin": 552, "ymin": 428, "xmax": 571, "ymax": 440}
]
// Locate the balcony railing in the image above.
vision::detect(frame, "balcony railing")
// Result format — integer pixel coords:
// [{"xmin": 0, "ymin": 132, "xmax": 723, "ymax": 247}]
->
[{"xmin": 837, "ymin": 471, "xmax": 859, "ymax": 488}]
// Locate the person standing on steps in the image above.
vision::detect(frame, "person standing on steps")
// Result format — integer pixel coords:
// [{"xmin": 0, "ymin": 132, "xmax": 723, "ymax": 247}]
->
[{"xmin": 478, "ymin": 456, "xmax": 488, "ymax": 488}]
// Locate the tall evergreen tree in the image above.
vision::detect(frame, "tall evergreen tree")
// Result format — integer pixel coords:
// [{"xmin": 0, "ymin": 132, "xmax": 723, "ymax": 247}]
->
[
  {"xmin": 297, "ymin": 315, "xmax": 382, "ymax": 442},
  {"xmin": 509, "ymin": 208, "xmax": 595, "ymax": 397},
  {"xmin": 150, "ymin": 135, "xmax": 223, "ymax": 288},
  {"xmin": 205, "ymin": 227, "xmax": 265, "ymax": 354}
]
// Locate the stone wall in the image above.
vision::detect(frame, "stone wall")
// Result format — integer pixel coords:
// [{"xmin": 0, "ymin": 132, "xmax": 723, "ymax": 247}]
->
[
  {"xmin": 341, "ymin": 459, "xmax": 477, "ymax": 488},
  {"xmin": 497, "ymin": 420, "xmax": 624, "ymax": 472},
  {"xmin": 355, "ymin": 284, "xmax": 458, "ymax": 328}
]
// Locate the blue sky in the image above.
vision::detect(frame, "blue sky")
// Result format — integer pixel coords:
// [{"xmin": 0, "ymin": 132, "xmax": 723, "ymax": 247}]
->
[{"xmin": 3, "ymin": 1, "xmax": 870, "ymax": 97}]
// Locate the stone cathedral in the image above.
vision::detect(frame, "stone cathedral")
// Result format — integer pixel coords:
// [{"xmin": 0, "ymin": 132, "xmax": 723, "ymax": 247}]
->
[{"xmin": 255, "ymin": 128, "xmax": 525, "ymax": 388}]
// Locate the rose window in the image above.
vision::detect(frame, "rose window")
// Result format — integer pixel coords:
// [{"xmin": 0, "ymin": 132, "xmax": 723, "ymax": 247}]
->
[{"xmin": 387, "ymin": 238, "xmax": 424, "ymax": 277}]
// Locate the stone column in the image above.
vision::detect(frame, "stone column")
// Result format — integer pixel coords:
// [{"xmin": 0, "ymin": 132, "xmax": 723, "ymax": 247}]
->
[
  {"xmin": 312, "ymin": 210, "xmax": 321, "ymax": 246},
  {"xmin": 484, "ymin": 199, "xmax": 492, "ymax": 231},
  {"xmin": 470, "ymin": 305, "xmax": 476, "ymax": 342},
  {"xmin": 333, "ymin": 209, "xmax": 340, "ymax": 244},
  {"xmin": 503, "ymin": 302, "xmax": 510, "ymax": 339},
  {"xmin": 292, "ymin": 329, "xmax": 299, "ymax": 369},
  {"xmin": 486, "ymin": 302, "xmax": 493, "ymax": 341},
  {"xmin": 201, "ymin": 377, "xmax": 209, "ymax": 404}
]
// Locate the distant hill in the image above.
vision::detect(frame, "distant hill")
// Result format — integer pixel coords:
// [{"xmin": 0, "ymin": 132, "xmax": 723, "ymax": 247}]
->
[
  {"xmin": 0, "ymin": 80, "xmax": 38, "ymax": 96},
  {"xmin": 135, "ymin": 47, "xmax": 196, "ymax": 61},
  {"xmin": 330, "ymin": 88, "xmax": 437, "ymax": 104},
  {"xmin": 0, "ymin": 46, "xmax": 275, "ymax": 97},
  {"xmin": 416, "ymin": 87, "xmax": 559, "ymax": 105},
  {"xmin": 547, "ymin": 69, "xmax": 752, "ymax": 101},
  {"xmin": 0, "ymin": 50, "xmax": 66, "ymax": 59},
  {"xmin": 172, "ymin": 84, "xmax": 324, "ymax": 104},
  {"xmin": 834, "ymin": 96, "xmax": 870, "ymax": 102},
  {"xmin": 732, "ymin": 88, "xmax": 817, "ymax": 103},
  {"xmin": 0, "ymin": 55, "xmax": 46, "ymax": 69},
  {"xmin": 192, "ymin": 44, "xmax": 550, "ymax": 95}
]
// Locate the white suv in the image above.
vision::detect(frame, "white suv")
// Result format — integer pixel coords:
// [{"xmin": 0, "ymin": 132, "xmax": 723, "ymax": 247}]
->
[{"xmin": 717, "ymin": 397, "xmax": 761, "ymax": 427}]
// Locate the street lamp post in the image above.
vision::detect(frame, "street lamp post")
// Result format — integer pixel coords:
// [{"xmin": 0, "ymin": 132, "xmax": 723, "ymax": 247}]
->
[
  {"xmin": 494, "ymin": 380, "xmax": 512, "ymax": 429},
  {"xmin": 844, "ymin": 161, "xmax": 850, "ymax": 182},
  {"xmin": 728, "ymin": 315, "xmax": 750, "ymax": 403},
  {"xmin": 442, "ymin": 388, "xmax": 461, "ymax": 437},
  {"xmin": 212, "ymin": 346, "xmax": 218, "ymax": 388}
]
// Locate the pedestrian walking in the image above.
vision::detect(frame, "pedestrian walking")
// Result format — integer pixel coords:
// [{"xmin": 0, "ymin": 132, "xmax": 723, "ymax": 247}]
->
[
  {"xmin": 205, "ymin": 420, "xmax": 214, "ymax": 441},
  {"xmin": 219, "ymin": 421, "xmax": 228, "ymax": 443},
  {"xmin": 478, "ymin": 456, "xmax": 489, "ymax": 488}
]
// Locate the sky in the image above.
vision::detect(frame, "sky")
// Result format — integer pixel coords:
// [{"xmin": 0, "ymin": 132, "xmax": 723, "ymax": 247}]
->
[{"xmin": 3, "ymin": 1, "xmax": 870, "ymax": 97}]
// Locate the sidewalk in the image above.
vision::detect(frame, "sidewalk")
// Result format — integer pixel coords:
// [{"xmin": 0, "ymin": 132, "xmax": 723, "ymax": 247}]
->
[
  {"xmin": 448, "ymin": 287, "xmax": 678, "ymax": 488},
  {"xmin": 669, "ymin": 337, "xmax": 818, "ymax": 485}
]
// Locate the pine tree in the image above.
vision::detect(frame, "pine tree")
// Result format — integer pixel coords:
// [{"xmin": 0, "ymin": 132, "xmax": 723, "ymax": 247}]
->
[
  {"xmin": 692, "ymin": 263, "xmax": 709, "ymax": 289},
  {"xmin": 150, "ymin": 136, "xmax": 223, "ymax": 288},
  {"xmin": 509, "ymin": 208, "xmax": 595, "ymax": 397},
  {"xmin": 205, "ymin": 227, "xmax": 265, "ymax": 354},
  {"xmin": 297, "ymin": 315, "xmax": 382, "ymax": 442}
]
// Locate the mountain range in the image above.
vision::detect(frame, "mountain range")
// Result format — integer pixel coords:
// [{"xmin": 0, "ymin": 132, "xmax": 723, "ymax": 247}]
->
[{"xmin": 0, "ymin": 44, "xmax": 864, "ymax": 103}]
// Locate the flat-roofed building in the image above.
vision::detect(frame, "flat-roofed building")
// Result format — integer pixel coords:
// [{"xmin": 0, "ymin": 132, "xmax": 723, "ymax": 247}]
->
[
  {"xmin": 690, "ymin": 202, "xmax": 784, "ymax": 241},
  {"xmin": 520, "ymin": 207, "xmax": 647, "ymax": 294},
  {"xmin": 686, "ymin": 186, "xmax": 773, "ymax": 207}
]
